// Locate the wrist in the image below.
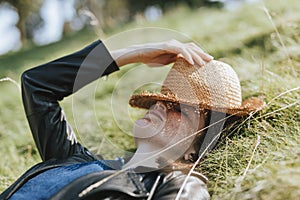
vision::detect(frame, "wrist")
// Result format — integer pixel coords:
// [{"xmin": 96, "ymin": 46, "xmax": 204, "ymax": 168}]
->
[{"xmin": 111, "ymin": 48, "xmax": 139, "ymax": 67}]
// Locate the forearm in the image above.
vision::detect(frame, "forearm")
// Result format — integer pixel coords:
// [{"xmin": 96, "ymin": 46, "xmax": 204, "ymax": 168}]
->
[
  {"xmin": 110, "ymin": 48, "xmax": 134, "ymax": 67},
  {"xmin": 109, "ymin": 40, "xmax": 214, "ymax": 67},
  {"xmin": 110, "ymin": 45, "xmax": 158, "ymax": 67}
]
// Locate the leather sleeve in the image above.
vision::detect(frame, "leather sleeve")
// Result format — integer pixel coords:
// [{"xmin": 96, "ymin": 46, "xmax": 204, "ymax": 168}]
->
[
  {"xmin": 153, "ymin": 171, "xmax": 210, "ymax": 200},
  {"xmin": 21, "ymin": 40, "xmax": 119, "ymax": 162}
]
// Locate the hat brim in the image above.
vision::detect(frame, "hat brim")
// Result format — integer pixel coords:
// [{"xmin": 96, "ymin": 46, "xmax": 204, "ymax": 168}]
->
[{"xmin": 129, "ymin": 92, "xmax": 265, "ymax": 116}]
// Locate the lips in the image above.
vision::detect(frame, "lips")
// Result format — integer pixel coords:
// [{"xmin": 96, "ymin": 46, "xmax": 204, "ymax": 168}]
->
[
  {"xmin": 135, "ymin": 118, "xmax": 150, "ymax": 127},
  {"xmin": 145, "ymin": 109, "xmax": 166, "ymax": 122},
  {"xmin": 134, "ymin": 109, "xmax": 166, "ymax": 130}
]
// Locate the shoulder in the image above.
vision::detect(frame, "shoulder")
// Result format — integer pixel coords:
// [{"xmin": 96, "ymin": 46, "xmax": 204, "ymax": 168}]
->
[{"xmin": 152, "ymin": 170, "xmax": 210, "ymax": 200}]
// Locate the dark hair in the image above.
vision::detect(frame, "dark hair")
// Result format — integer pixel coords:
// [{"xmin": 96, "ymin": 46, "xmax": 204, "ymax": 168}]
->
[
  {"xmin": 191, "ymin": 110, "xmax": 241, "ymax": 162},
  {"xmin": 160, "ymin": 110, "xmax": 240, "ymax": 171}
]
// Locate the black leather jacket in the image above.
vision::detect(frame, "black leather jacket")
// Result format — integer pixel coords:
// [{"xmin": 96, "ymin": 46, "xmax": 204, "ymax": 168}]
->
[{"xmin": 0, "ymin": 40, "xmax": 210, "ymax": 200}]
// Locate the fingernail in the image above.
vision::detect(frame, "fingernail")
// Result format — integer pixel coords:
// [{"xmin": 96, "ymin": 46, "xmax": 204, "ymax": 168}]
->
[
  {"xmin": 177, "ymin": 54, "xmax": 184, "ymax": 58},
  {"xmin": 189, "ymin": 59, "xmax": 194, "ymax": 65},
  {"xmin": 207, "ymin": 54, "xmax": 214, "ymax": 60}
]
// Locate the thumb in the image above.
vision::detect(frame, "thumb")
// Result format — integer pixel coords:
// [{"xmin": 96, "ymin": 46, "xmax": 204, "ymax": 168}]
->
[{"xmin": 177, "ymin": 53, "xmax": 194, "ymax": 65}]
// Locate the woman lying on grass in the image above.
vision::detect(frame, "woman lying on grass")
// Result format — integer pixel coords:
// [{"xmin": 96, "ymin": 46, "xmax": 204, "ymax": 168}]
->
[{"xmin": 0, "ymin": 39, "xmax": 264, "ymax": 200}]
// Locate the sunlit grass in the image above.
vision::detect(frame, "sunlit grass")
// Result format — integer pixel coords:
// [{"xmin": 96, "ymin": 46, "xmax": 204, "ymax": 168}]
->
[
  {"xmin": 198, "ymin": 71, "xmax": 299, "ymax": 199},
  {"xmin": 0, "ymin": 0, "xmax": 299, "ymax": 198}
]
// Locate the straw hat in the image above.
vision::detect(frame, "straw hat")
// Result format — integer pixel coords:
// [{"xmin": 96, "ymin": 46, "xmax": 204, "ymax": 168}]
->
[{"xmin": 129, "ymin": 58, "xmax": 265, "ymax": 116}]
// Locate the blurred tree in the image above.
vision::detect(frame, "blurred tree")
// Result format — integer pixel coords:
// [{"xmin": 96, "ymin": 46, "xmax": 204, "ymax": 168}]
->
[
  {"xmin": 127, "ymin": 0, "xmax": 222, "ymax": 18},
  {"xmin": 74, "ymin": 0, "xmax": 129, "ymax": 37},
  {"xmin": 75, "ymin": 0, "xmax": 221, "ymax": 35},
  {"xmin": 102, "ymin": 0, "xmax": 129, "ymax": 28},
  {"xmin": 73, "ymin": 0, "xmax": 105, "ymax": 36},
  {"xmin": 0, "ymin": 0, "xmax": 42, "ymax": 44}
]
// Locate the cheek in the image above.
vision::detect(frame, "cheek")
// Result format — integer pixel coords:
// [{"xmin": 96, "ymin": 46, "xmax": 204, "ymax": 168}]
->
[
  {"xmin": 169, "ymin": 112, "xmax": 193, "ymax": 130},
  {"xmin": 134, "ymin": 112, "xmax": 196, "ymax": 148},
  {"xmin": 162, "ymin": 113, "xmax": 195, "ymax": 142}
]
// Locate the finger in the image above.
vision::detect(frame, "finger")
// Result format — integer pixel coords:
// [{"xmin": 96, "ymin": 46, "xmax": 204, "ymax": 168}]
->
[
  {"xmin": 188, "ymin": 49, "xmax": 205, "ymax": 66},
  {"xmin": 201, "ymin": 52, "xmax": 214, "ymax": 62},
  {"xmin": 188, "ymin": 43, "xmax": 214, "ymax": 61},
  {"xmin": 190, "ymin": 45, "xmax": 213, "ymax": 60},
  {"xmin": 176, "ymin": 53, "xmax": 190, "ymax": 64},
  {"xmin": 187, "ymin": 42, "xmax": 205, "ymax": 55},
  {"xmin": 176, "ymin": 47, "xmax": 194, "ymax": 65},
  {"xmin": 177, "ymin": 53, "xmax": 184, "ymax": 60},
  {"xmin": 164, "ymin": 40, "xmax": 195, "ymax": 64},
  {"xmin": 188, "ymin": 42, "xmax": 203, "ymax": 52}
]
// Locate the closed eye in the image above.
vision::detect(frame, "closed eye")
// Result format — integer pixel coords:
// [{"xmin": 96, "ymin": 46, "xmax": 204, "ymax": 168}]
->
[{"xmin": 178, "ymin": 106, "xmax": 190, "ymax": 117}]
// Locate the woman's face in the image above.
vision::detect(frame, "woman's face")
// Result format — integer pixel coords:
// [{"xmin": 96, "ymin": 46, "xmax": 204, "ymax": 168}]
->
[{"xmin": 133, "ymin": 101, "xmax": 205, "ymax": 156}]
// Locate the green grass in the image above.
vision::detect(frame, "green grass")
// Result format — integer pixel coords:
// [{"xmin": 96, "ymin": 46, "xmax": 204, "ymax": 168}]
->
[{"xmin": 0, "ymin": 0, "xmax": 299, "ymax": 198}]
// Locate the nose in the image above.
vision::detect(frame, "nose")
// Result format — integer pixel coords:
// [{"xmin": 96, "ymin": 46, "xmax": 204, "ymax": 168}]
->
[{"xmin": 153, "ymin": 101, "xmax": 167, "ymax": 112}]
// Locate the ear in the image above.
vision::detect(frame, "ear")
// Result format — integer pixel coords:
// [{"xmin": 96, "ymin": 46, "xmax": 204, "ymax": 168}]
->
[{"xmin": 183, "ymin": 145, "xmax": 197, "ymax": 162}]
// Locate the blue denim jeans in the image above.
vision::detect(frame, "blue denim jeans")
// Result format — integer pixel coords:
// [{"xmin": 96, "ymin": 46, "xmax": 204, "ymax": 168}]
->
[{"xmin": 10, "ymin": 159, "xmax": 123, "ymax": 200}]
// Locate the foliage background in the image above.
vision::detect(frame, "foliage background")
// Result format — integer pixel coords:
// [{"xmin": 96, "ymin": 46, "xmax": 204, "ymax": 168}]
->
[{"xmin": 0, "ymin": 0, "xmax": 299, "ymax": 199}]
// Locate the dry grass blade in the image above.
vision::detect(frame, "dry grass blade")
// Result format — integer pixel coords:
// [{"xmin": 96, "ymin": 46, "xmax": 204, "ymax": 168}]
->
[
  {"xmin": 174, "ymin": 111, "xmax": 259, "ymax": 200},
  {"xmin": 243, "ymin": 135, "xmax": 261, "ymax": 178},
  {"xmin": 79, "ymin": 113, "xmax": 235, "ymax": 197},
  {"xmin": 0, "ymin": 77, "xmax": 21, "ymax": 92},
  {"xmin": 261, "ymin": 4, "xmax": 293, "ymax": 67},
  {"xmin": 234, "ymin": 134, "xmax": 261, "ymax": 192}
]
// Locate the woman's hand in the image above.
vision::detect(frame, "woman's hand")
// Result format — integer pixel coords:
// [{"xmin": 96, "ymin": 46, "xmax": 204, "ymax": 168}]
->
[{"xmin": 110, "ymin": 39, "xmax": 213, "ymax": 67}]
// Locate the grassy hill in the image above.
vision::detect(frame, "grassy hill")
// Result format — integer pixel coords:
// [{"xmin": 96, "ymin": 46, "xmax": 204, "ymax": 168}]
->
[{"xmin": 0, "ymin": 0, "xmax": 299, "ymax": 199}]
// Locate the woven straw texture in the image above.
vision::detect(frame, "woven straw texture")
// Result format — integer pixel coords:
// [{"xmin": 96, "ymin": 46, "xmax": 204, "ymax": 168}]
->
[{"xmin": 129, "ymin": 58, "xmax": 265, "ymax": 116}]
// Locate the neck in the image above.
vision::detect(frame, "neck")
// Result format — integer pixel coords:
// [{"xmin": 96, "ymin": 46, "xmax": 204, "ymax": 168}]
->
[{"xmin": 123, "ymin": 143, "xmax": 162, "ymax": 169}]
